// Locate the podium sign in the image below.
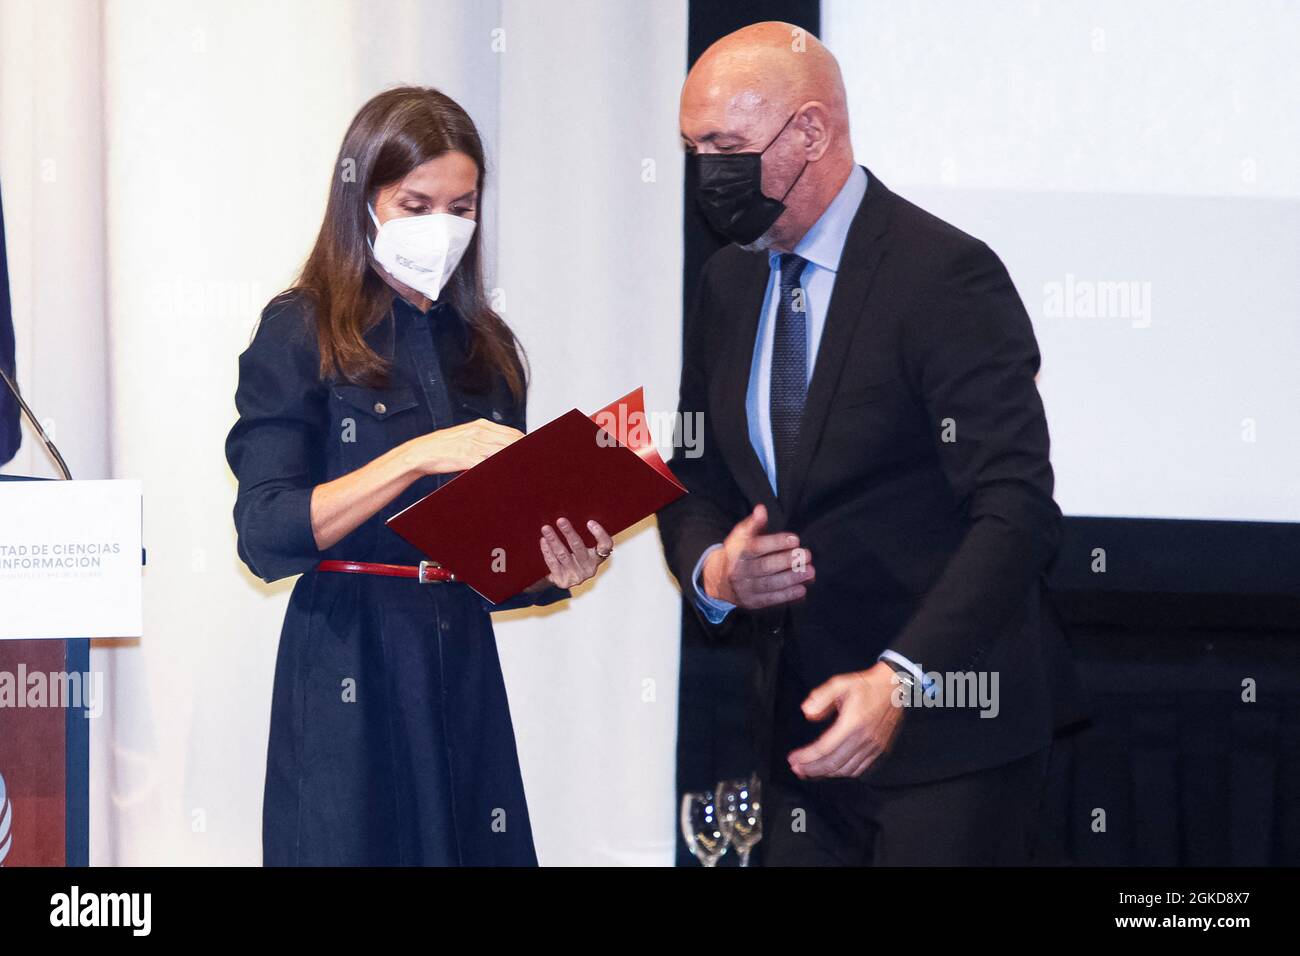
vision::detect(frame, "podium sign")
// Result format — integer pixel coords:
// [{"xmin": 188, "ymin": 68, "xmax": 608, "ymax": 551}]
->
[
  {"xmin": 0, "ymin": 476, "xmax": 141, "ymax": 866},
  {"xmin": 0, "ymin": 479, "xmax": 143, "ymax": 640}
]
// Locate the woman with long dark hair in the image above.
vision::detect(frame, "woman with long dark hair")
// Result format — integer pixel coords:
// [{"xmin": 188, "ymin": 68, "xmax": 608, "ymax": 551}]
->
[{"xmin": 225, "ymin": 87, "xmax": 613, "ymax": 865}]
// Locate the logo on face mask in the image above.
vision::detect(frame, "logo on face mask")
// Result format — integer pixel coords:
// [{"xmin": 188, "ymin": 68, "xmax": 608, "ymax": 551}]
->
[
  {"xmin": 691, "ymin": 110, "xmax": 809, "ymax": 247},
  {"xmin": 368, "ymin": 204, "xmax": 476, "ymax": 301}
]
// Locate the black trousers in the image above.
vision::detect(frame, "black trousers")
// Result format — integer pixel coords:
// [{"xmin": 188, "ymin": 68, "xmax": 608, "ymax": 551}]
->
[{"xmin": 761, "ymin": 745, "xmax": 1051, "ymax": 866}]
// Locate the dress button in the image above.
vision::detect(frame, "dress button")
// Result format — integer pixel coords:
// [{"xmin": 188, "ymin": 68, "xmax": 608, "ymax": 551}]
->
[
  {"xmin": 440, "ymin": 619, "xmax": 451, "ymax": 632},
  {"xmin": 491, "ymin": 410, "xmax": 503, "ymax": 421},
  {"xmin": 373, "ymin": 402, "xmax": 387, "ymax": 414}
]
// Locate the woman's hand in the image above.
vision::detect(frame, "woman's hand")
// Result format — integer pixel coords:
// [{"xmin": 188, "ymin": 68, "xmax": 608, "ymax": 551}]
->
[
  {"xmin": 526, "ymin": 518, "xmax": 614, "ymax": 591},
  {"xmin": 401, "ymin": 418, "xmax": 524, "ymax": 475}
]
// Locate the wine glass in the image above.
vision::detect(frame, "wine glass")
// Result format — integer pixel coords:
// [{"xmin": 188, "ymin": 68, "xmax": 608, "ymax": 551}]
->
[
  {"xmin": 680, "ymin": 790, "xmax": 729, "ymax": 867},
  {"xmin": 715, "ymin": 775, "xmax": 762, "ymax": 867}
]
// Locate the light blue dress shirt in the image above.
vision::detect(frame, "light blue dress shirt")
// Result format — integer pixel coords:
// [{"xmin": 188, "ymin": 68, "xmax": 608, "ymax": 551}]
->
[{"xmin": 688, "ymin": 166, "xmax": 928, "ymax": 690}]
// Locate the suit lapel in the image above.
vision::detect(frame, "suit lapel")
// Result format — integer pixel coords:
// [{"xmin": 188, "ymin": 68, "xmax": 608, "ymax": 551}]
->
[
  {"xmin": 780, "ymin": 168, "xmax": 893, "ymax": 515},
  {"xmin": 711, "ymin": 252, "xmax": 785, "ymax": 525}
]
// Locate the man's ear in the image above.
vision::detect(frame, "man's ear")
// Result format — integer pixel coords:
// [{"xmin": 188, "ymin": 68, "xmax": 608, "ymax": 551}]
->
[{"xmin": 797, "ymin": 102, "xmax": 833, "ymax": 163}]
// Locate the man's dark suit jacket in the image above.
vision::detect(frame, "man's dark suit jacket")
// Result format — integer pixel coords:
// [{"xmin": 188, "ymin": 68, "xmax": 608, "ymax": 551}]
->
[{"xmin": 658, "ymin": 167, "xmax": 1084, "ymax": 787}]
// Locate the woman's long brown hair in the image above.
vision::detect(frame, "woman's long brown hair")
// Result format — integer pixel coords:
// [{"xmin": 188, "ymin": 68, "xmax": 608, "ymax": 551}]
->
[{"xmin": 293, "ymin": 86, "xmax": 525, "ymax": 401}]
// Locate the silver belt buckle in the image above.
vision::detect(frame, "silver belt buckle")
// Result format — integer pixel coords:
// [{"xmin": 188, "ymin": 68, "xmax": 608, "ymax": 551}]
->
[{"xmin": 417, "ymin": 560, "xmax": 444, "ymax": 584}]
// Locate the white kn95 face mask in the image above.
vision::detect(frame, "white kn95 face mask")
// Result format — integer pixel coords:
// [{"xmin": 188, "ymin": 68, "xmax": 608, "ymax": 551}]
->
[{"xmin": 368, "ymin": 203, "xmax": 476, "ymax": 301}]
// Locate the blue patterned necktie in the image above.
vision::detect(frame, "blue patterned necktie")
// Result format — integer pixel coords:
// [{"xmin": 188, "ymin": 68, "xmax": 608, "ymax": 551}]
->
[{"xmin": 770, "ymin": 253, "xmax": 809, "ymax": 495}]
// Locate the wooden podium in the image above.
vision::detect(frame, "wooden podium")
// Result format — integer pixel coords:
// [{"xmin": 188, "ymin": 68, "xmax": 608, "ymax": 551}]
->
[{"xmin": 0, "ymin": 475, "xmax": 142, "ymax": 866}]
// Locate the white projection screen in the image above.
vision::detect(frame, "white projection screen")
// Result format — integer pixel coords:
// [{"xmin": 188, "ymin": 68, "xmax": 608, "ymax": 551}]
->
[{"xmin": 823, "ymin": 0, "xmax": 1299, "ymax": 523}]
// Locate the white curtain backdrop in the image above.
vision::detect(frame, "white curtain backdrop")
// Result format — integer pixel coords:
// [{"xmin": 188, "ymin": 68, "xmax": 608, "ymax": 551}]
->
[
  {"xmin": 0, "ymin": 0, "xmax": 686, "ymax": 865},
  {"xmin": 0, "ymin": 0, "xmax": 109, "ymax": 482}
]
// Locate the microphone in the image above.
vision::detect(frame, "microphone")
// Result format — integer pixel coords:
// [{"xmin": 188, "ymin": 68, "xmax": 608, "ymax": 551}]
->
[{"xmin": 0, "ymin": 364, "xmax": 72, "ymax": 479}]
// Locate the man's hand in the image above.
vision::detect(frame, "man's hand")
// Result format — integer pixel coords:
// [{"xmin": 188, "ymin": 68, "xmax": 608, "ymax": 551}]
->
[
  {"xmin": 786, "ymin": 661, "xmax": 906, "ymax": 779},
  {"xmin": 701, "ymin": 504, "xmax": 815, "ymax": 610}
]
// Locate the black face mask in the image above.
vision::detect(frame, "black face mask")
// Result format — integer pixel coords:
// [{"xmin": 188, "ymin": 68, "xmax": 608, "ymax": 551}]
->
[{"xmin": 691, "ymin": 111, "xmax": 808, "ymax": 246}]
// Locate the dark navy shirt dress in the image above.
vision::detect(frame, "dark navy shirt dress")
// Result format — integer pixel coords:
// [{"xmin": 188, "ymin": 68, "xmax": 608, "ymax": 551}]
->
[{"xmin": 225, "ymin": 288, "xmax": 567, "ymax": 866}]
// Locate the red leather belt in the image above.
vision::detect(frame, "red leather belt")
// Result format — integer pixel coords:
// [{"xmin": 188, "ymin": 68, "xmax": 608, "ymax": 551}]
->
[{"xmin": 316, "ymin": 559, "xmax": 454, "ymax": 583}]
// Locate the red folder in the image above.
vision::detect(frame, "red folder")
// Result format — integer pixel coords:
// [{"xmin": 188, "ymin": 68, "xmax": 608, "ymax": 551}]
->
[{"xmin": 385, "ymin": 387, "xmax": 687, "ymax": 603}]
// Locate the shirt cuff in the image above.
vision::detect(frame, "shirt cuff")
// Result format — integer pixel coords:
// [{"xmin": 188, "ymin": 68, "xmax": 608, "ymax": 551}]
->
[
  {"xmin": 240, "ymin": 483, "xmax": 321, "ymax": 583},
  {"xmin": 878, "ymin": 649, "xmax": 939, "ymax": 700},
  {"xmin": 692, "ymin": 543, "xmax": 735, "ymax": 624}
]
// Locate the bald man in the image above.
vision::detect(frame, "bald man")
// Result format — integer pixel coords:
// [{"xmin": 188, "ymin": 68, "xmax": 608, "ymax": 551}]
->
[{"xmin": 658, "ymin": 23, "xmax": 1081, "ymax": 866}]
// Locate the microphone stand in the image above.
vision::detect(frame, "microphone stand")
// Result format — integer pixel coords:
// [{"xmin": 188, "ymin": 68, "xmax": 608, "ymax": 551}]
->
[{"xmin": 0, "ymin": 363, "xmax": 72, "ymax": 480}]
